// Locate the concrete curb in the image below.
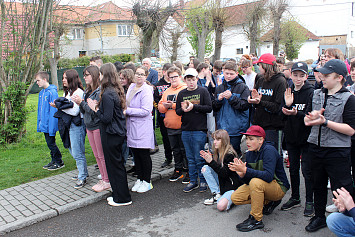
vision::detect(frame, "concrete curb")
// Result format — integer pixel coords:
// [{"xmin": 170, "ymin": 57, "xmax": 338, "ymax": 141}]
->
[{"xmin": 0, "ymin": 167, "xmax": 175, "ymax": 235}]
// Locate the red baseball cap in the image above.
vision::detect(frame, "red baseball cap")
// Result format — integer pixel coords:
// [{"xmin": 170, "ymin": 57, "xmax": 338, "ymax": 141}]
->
[
  {"xmin": 253, "ymin": 53, "xmax": 276, "ymax": 65},
  {"xmin": 240, "ymin": 125, "xmax": 266, "ymax": 138}
]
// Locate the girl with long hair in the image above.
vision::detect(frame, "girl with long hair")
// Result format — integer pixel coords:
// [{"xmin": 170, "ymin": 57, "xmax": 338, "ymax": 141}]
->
[
  {"xmin": 200, "ymin": 129, "xmax": 242, "ymax": 211},
  {"xmin": 72, "ymin": 65, "xmax": 110, "ymax": 192},
  {"xmin": 125, "ymin": 66, "xmax": 155, "ymax": 193},
  {"xmin": 88, "ymin": 63, "xmax": 131, "ymax": 206},
  {"xmin": 119, "ymin": 68, "xmax": 135, "ymax": 94}
]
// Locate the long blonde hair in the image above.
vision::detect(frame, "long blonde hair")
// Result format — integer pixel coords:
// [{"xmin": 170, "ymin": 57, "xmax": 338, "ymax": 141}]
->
[{"xmin": 212, "ymin": 129, "xmax": 238, "ymax": 166}]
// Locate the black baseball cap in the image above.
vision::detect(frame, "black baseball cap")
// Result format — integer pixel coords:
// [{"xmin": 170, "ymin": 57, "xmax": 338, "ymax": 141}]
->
[
  {"xmin": 291, "ymin": 62, "xmax": 308, "ymax": 74},
  {"xmin": 314, "ymin": 59, "xmax": 348, "ymax": 78}
]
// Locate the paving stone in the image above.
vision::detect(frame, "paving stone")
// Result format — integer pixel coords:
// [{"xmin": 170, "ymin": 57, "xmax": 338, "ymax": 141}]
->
[
  {"xmin": 0, "ymin": 209, "xmax": 10, "ymax": 217},
  {"xmin": 38, "ymin": 205, "xmax": 50, "ymax": 211},
  {"xmin": 0, "ymin": 200, "xmax": 10, "ymax": 206},
  {"xmin": 43, "ymin": 200, "xmax": 55, "ymax": 206},
  {"xmin": 26, "ymin": 205, "xmax": 39, "ymax": 212},
  {"xmin": 31, "ymin": 199, "xmax": 44, "ymax": 206},
  {"xmin": 19, "ymin": 199, "xmax": 31, "ymax": 206},
  {"xmin": 54, "ymin": 199, "xmax": 67, "ymax": 206},
  {"xmin": 26, "ymin": 195, "xmax": 37, "ymax": 201},
  {"xmin": 9, "ymin": 210, "xmax": 22, "ymax": 218},
  {"xmin": 2, "ymin": 205, "xmax": 15, "ymax": 212},
  {"xmin": 15, "ymin": 205, "xmax": 27, "ymax": 212},
  {"xmin": 4, "ymin": 215, "xmax": 15, "ymax": 223},
  {"xmin": 22, "ymin": 210, "xmax": 33, "ymax": 217}
]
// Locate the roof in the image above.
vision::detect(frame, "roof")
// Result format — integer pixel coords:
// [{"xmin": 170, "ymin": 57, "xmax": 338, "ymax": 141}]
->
[{"xmin": 260, "ymin": 21, "xmax": 320, "ymax": 42}]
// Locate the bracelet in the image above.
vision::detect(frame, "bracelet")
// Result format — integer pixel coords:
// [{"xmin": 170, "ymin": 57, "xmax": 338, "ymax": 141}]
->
[{"xmin": 322, "ymin": 119, "xmax": 328, "ymax": 127}]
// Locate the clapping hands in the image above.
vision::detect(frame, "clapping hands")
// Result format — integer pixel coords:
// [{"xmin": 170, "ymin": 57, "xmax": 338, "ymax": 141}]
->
[
  {"xmin": 248, "ymin": 89, "xmax": 262, "ymax": 104},
  {"xmin": 200, "ymin": 150, "xmax": 213, "ymax": 163},
  {"xmin": 228, "ymin": 157, "xmax": 247, "ymax": 178},
  {"xmin": 181, "ymin": 100, "xmax": 193, "ymax": 112}
]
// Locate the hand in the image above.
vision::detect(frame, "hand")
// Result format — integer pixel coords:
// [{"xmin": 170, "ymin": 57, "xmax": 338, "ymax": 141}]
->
[
  {"xmin": 218, "ymin": 93, "xmax": 224, "ymax": 101},
  {"xmin": 228, "ymin": 158, "xmax": 247, "ymax": 178},
  {"xmin": 71, "ymin": 95, "xmax": 82, "ymax": 105},
  {"xmin": 247, "ymin": 96, "xmax": 260, "ymax": 104},
  {"xmin": 333, "ymin": 188, "xmax": 355, "ymax": 212},
  {"xmin": 314, "ymin": 71, "xmax": 321, "ymax": 83},
  {"xmin": 200, "ymin": 150, "xmax": 213, "ymax": 163},
  {"xmin": 163, "ymin": 101, "xmax": 173, "ymax": 109},
  {"xmin": 87, "ymin": 98, "xmax": 98, "ymax": 112},
  {"xmin": 181, "ymin": 101, "xmax": 188, "ymax": 110},
  {"xmin": 282, "ymin": 107, "xmax": 297, "ymax": 116},
  {"xmin": 251, "ymin": 89, "xmax": 262, "ymax": 100},
  {"xmin": 49, "ymin": 101, "xmax": 57, "ymax": 108},
  {"xmin": 223, "ymin": 90, "xmax": 232, "ymax": 100},
  {"xmin": 304, "ymin": 108, "xmax": 326, "ymax": 126},
  {"xmin": 183, "ymin": 100, "xmax": 193, "ymax": 112},
  {"xmin": 123, "ymin": 110, "xmax": 126, "ymax": 116},
  {"xmin": 284, "ymin": 88, "xmax": 294, "ymax": 107}
]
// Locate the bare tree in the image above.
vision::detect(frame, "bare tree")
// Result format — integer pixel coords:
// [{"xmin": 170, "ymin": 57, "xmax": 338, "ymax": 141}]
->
[{"xmin": 268, "ymin": 0, "xmax": 288, "ymax": 55}]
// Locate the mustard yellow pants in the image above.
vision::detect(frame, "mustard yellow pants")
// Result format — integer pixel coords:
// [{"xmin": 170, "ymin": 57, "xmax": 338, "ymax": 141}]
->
[{"xmin": 231, "ymin": 178, "xmax": 285, "ymax": 221}]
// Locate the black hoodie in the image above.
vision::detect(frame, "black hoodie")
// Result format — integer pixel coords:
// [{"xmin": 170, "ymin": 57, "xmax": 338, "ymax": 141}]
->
[
  {"xmin": 282, "ymin": 81, "xmax": 314, "ymax": 145},
  {"xmin": 253, "ymin": 72, "xmax": 287, "ymax": 130}
]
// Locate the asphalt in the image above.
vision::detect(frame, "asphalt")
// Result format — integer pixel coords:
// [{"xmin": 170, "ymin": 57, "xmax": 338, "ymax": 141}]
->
[{"xmin": 0, "ymin": 145, "xmax": 173, "ymax": 235}]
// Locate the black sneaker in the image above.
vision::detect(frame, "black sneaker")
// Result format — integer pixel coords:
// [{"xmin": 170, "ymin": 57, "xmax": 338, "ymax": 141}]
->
[
  {"xmin": 169, "ymin": 170, "xmax": 183, "ymax": 182},
  {"xmin": 281, "ymin": 198, "xmax": 301, "ymax": 211},
  {"xmin": 182, "ymin": 172, "xmax": 190, "ymax": 184},
  {"xmin": 43, "ymin": 161, "xmax": 54, "ymax": 170},
  {"xmin": 161, "ymin": 160, "xmax": 172, "ymax": 168},
  {"xmin": 263, "ymin": 200, "xmax": 281, "ymax": 215},
  {"xmin": 47, "ymin": 163, "xmax": 65, "ymax": 171},
  {"xmin": 95, "ymin": 164, "xmax": 99, "ymax": 169},
  {"xmin": 305, "ymin": 216, "xmax": 327, "ymax": 232},
  {"xmin": 237, "ymin": 215, "xmax": 264, "ymax": 232},
  {"xmin": 74, "ymin": 179, "xmax": 86, "ymax": 189},
  {"xmin": 304, "ymin": 202, "xmax": 315, "ymax": 217}
]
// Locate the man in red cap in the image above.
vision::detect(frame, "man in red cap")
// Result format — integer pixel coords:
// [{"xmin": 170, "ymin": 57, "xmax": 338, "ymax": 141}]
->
[{"xmin": 228, "ymin": 125, "xmax": 290, "ymax": 232}]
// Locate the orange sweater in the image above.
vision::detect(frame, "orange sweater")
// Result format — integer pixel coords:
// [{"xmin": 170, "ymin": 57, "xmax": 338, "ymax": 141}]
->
[{"xmin": 158, "ymin": 83, "xmax": 187, "ymax": 129}]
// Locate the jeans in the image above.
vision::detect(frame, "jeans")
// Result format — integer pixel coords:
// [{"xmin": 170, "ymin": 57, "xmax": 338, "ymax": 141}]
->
[
  {"xmin": 44, "ymin": 133, "xmax": 62, "ymax": 164},
  {"xmin": 217, "ymin": 190, "xmax": 234, "ymax": 211},
  {"xmin": 265, "ymin": 130, "xmax": 280, "ymax": 153},
  {"xmin": 201, "ymin": 165, "xmax": 220, "ymax": 194},
  {"xmin": 206, "ymin": 112, "xmax": 216, "ymax": 152},
  {"xmin": 69, "ymin": 122, "xmax": 88, "ymax": 181},
  {"xmin": 122, "ymin": 138, "xmax": 129, "ymax": 165},
  {"xmin": 182, "ymin": 131, "xmax": 207, "ymax": 183},
  {"xmin": 327, "ymin": 212, "xmax": 355, "ymax": 237},
  {"xmin": 230, "ymin": 136, "xmax": 242, "ymax": 156},
  {"xmin": 87, "ymin": 129, "xmax": 108, "ymax": 183}
]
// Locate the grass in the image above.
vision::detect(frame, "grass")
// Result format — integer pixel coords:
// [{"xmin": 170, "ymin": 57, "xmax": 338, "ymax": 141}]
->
[{"xmin": 0, "ymin": 91, "xmax": 162, "ymax": 190}]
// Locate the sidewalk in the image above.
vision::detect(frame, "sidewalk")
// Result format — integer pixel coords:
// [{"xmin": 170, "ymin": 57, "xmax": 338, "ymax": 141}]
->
[{"xmin": 0, "ymin": 145, "xmax": 174, "ymax": 235}]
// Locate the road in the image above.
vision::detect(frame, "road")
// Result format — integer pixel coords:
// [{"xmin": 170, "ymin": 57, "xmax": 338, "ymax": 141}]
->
[{"xmin": 6, "ymin": 177, "xmax": 334, "ymax": 237}]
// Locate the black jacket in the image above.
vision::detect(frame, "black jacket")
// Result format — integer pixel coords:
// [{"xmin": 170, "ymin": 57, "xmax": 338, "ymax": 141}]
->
[
  {"xmin": 282, "ymin": 81, "xmax": 314, "ymax": 145},
  {"xmin": 253, "ymin": 73, "xmax": 287, "ymax": 130},
  {"xmin": 208, "ymin": 152, "xmax": 243, "ymax": 194}
]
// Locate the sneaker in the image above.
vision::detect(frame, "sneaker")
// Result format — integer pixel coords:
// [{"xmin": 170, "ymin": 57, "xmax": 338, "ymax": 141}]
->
[
  {"xmin": 263, "ymin": 200, "xmax": 281, "ymax": 215},
  {"xmin": 47, "ymin": 162, "xmax": 65, "ymax": 171},
  {"xmin": 108, "ymin": 200, "xmax": 132, "ymax": 207},
  {"xmin": 97, "ymin": 174, "xmax": 102, "ymax": 179},
  {"xmin": 204, "ymin": 193, "xmax": 221, "ymax": 205},
  {"xmin": 161, "ymin": 160, "xmax": 172, "ymax": 168},
  {"xmin": 71, "ymin": 176, "xmax": 78, "ymax": 181},
  {"xmin": 304, "ymin": 202, "xmax": 315, "ymax": 217},
  {"xmin": 131, "ymin": 179, "xmax": 142, "ymax": 192},
  {"xmin": 281, "ymin": 198, "xmax": 301, "ymax": 211},
  {"xmin": 169, "ymin": 170, "xmax": 183, "ymax": 182},
  {"xmin": 199, "ymin": 182, "xmax": 208, "ymax": 192},
  {"xmin": 182, "ymin": 173, "xmax": 190, "ymax": 184},
  {"xmin": 183, "ymin": 182, "xmax": 199, "ymax": 193},
  {"xmin": 92, "ymin": 180, "xmax": 103, "ymax": 191},
  {"xmin": 43, "ymin": 161, "xmax": 54, "ymax": 169},
  {"xmin": 107, "ymin": 197, "xmax": 113, "ymax": 202},
  {"xmin": 137, "ymin": 181, "xmax": 153, "ymax": 193},
  {"xmin": 93, "ymin": 181, "xmax": 111, "ymax": 192},
  {"xmin": 74, "ymin": 179, "xmax": 86, "ymax": 189},
  {"xmin": 326, "ymin": 204, "xmax": 338, "ymax": 213},
  {"xmin": 95, "ymin": 164, "xmax": 99, "ymax": 169},
  {"xmin": 236, "ymin": 215, "xmax": 264, "ymax": 232},
  {"xmin": 305, "ymin": 216, "xmax": 327, "ymax": 232}
]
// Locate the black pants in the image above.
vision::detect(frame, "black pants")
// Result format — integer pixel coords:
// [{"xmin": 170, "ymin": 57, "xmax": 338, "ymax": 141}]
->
[
  {"xmin": 44, "ymin": 133, "xmax": 62, "ymax": 164},
  {"xmin": 131, "ymin": 148, "xmax": 152, "ymax": 183},
  {"xmin": 158, "ymin": 115, "xmax": 173, "ymax": 162},
  {"xmin": 101, "ymin": 131, "xmax": 131, "ymax": 203},
  {"xmin": 287, "ymin": 143, "xmax": 313, "ymax": 202},
  {"xmin": 168, "ymin": 133, "xmax": 188, "ymax": 171},
  {"xmin": 309, "ymin": 144, "xmax": 353, "ymax": 218},
  {"xmin": 351, "ymin": 141, "xmax": 355, "ymax": 199}
]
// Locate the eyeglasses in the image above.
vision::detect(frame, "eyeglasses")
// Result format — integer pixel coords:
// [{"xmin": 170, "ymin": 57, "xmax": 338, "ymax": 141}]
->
[
  {"xmin": 169, "ymin": 75, "xmax": 180, "ymax": 80},
  {"xmin": 241, "ymin": 66, "xmax": 250, "ymax": 69},
  {"xmin": 135, "ymin": 73, "xmax": 145, "ymax": 77},
  {"xmin": 83, "ymin": 73, "xmax": 90, "ymax": 77}
]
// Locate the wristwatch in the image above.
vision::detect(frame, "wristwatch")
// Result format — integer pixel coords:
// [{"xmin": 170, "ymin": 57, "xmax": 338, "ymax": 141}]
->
[{"xmin": 322, "ymin": 119, "xmax": 328, "ymax": 127}]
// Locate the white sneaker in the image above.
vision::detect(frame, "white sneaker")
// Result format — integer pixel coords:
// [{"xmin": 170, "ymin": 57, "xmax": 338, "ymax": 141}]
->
[
  {"xmin": 136, "ymin": 181, "xmax": 153, "ymax": 193},
  {"xmin": 108, "ymin": 200, "xmax": 132, "ymax": 207},
  {"xmin": 327, "ymin": 180, "xmax": 331, "ymax": 189},
  {"xmin": 326, "ymin": 204, "xmax": 338, "ymax": 213},
  {"xmin": 131, "ymin": 179, "xmax": 142, "ymax": 192},
  {"xmin": 204, "ymin": 193, "xmax": 221, "ymax": 205},
  {"xmin": 107, "ymin": 197, "xmax": 113, "ymax": 202}
]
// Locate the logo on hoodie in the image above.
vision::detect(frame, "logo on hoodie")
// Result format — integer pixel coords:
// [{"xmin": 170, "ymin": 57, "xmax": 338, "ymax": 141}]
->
[{"xmin": 258, "ymin": 88, "xmax": 273, "ymax": 96}]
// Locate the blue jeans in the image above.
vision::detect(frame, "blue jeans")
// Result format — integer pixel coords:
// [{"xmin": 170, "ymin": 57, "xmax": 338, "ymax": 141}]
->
[
  {"xmin": 69, "ymin": 122, "xmax": 88, "ymax": 181},
  {"xmin": 122, "ymin": 138, "xmax": 129, "ymax": 165},
  {"xmin": 217, "ymin": 190, "xmax": 234, "ymax": 211},
  {"xmin": 182, "ymin": 131, "xmax": 207, "ymax": 184},
  {"xmin": 202, "ymin": 165, "xmax": 220, "ymax": 194},
  {"xmin": 327, "ymin": 212, "xmax": 355, "ymax": 237}
]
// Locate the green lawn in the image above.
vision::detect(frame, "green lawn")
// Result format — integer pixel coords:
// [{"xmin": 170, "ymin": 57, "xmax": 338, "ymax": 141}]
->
[{"xmin": 0, "ymin": 92, "xmax": 162, "ymax": 190}]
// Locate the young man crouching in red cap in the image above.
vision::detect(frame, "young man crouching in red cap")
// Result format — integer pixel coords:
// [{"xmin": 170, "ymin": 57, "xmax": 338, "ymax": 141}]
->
[{"xmin": 228, "ymin": 125, "xmax": 290, "ymax": 232}]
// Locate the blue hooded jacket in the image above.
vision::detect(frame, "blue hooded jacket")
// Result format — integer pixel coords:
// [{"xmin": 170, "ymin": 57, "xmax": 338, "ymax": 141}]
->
[{"xmin": 37, "ymin": 84, "xmax": 59, "ymax": 136}]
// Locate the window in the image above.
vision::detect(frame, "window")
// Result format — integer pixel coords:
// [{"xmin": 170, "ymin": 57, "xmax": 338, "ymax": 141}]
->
[
  {"xmin": 267, "ymin": 45, "xmax": 271, "ymax": 48},
  {"xmin": 72, "ymin": 28, "xmax": 83, "ymax": 40},
  {"xmin": 117, "ymin": 25, "xmax": 132, "ymax": 36},
  {"xmin": 236, "ymin": 48, "xmax": 243, "ymax": 54}
]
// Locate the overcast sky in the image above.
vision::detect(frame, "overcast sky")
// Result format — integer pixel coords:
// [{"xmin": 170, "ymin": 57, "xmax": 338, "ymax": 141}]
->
[{"xmin": 57, "ymin": 0, "xmax": 184, "ymax": 8}]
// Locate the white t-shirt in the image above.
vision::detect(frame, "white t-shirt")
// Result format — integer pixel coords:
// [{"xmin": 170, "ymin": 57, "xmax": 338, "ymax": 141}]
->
[
  {"xmin": 62, "ymin": 88, "xmax": 84, "ymax": 118},
  {"xmin": 242, "ymin": 71, "xmax": 257, "ymax": 90}
]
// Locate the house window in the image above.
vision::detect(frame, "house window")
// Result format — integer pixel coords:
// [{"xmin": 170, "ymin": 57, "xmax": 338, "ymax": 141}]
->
[
  {"xmin": 267, "ymin": 45, "xmax": 271, "ymax": 48},
  {"xmin": 117, "ymin": 25, "xmax": 132, "ymax": 36},
  {"xmin": 236, "ymin": 48, "xmax": 243, "ymax": 54},
  {"xmin": 72, "ymin": 28, "xmax": 83, "ymax": 40},
  {"xmin": 79, "ymin": 51, "xmax": 86, "ymax": 57}
]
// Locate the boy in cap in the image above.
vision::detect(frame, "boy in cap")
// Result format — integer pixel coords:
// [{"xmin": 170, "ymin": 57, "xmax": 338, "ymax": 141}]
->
[
  {"xmin": 229, "ymin": 125, "xmax": 290, "ymax": 232},
  {"xmin": 280, "ymin": 62, "xmax": 315, "ymax": 216},
  {"xmin": 176, "ymin": 68, "xmax": 212, "ymax": 192},
  {"xmin": 304, "ymin": 59, "xmax": 355, "ymax": 232}
]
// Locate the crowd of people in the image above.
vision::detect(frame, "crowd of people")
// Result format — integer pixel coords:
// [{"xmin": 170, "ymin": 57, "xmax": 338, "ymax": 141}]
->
[{"xmin": 35, "ymin": 50, "xmax": 355, "ymax": 235}]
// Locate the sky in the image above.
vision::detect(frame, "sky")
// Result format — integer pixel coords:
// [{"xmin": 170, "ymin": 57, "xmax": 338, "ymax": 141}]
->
[{"xmin": 57, "ymin": 0, "xmax": 182, "ymax": 8}]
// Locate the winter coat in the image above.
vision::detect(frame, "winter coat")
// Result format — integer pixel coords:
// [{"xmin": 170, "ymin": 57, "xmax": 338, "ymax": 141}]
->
[
  {"xmin": 37, "ymin": 84, "xmax": 59, "ymax": 136},
  {"xmin": 79, "ymin": 87, "xmax": 101, "ymax": 131}
]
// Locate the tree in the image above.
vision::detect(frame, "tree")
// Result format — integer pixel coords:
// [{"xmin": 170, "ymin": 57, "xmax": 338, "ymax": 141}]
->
[
  {"xmin": 0, "ymin": 0, "xmax": 53, "ymax": 143},
  {"xmin": 268, "ymin": 0, "xmax": 288, "ymax": 56},
  {"xmin": 185, "ymin": 4, "xmax": 213, "ymax": 61},
  {"xmin": 280, "ymin": 20, "xmax": 308, "ymax": 61}
]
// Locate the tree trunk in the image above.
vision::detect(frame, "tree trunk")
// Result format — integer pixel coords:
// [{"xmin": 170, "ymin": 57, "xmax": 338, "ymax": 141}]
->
[
  {"xmin": 214, "ymin": 26, "xmax": 223, "ymax": 61},
  {"xmin": 170, "ymin": 33, "xmax": 179, "ymax": 62},
  {"xmin": 142, "ymin": 28, "xmax": 153, "ymax": 59},
  {"xmin": 273, "ymin": 15, "xmax": 281, "ymax": 56},
  {"xmin": 249, "ymin": 14, "xmax": 259, "ymax": 55},
  {"xmin": 49, "ymin": 58, "xmax": 58, "ymax": 88},
  {"xmin": 197, "ymin": 32, "xmax": 207, "ymax": 61}
]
